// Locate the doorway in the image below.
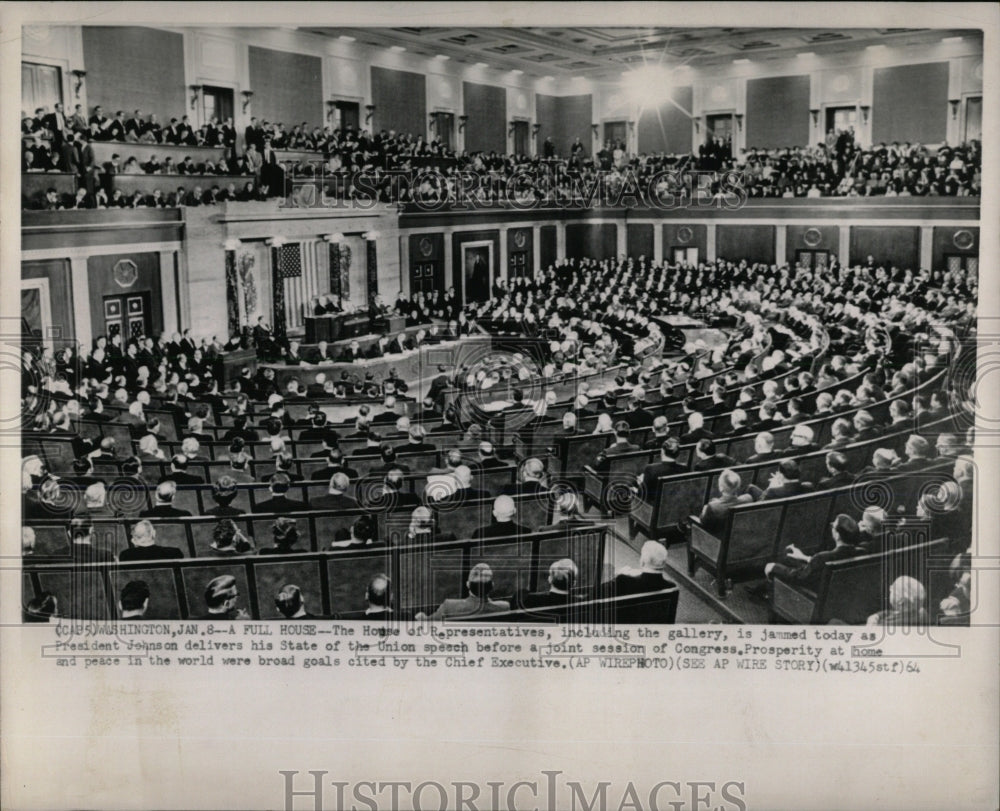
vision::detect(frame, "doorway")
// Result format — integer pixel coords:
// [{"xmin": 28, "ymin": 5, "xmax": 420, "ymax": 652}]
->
[
  {"xmin": 964, "ymin": 97, "xmax": 982, "ymax": 142},
  {"xmin": 410, "ymin": 261, "xmax": 443, "ymax": 297},
  {"xmin": 103, "ymin": 293, "xmax": 151, "ymax": 341},
  {"xmin": 604, "ymin": 120, "xmax": 627, "ymax": 149},
  {"xmin": 201, "ymin": 86, "xmax": 234, "ymax": 125},
  {"xmin": 332, "ymin": 101, "xmax": 360, "ymax": 132},
  {"xmin": 431, "ymin": 112, "xmax": 455, "ymax": 151},
  {"xmin": 825, "ymin": 105, "xmax": 858, "ymax": 136},
  {"xmin": 511, "ymin": 120, "xmax": 529, "ymax": 156},
  {"xmin": 706, "ymin": 114, "xmax": 733, "ymax": 143},
  {"xmin": 796, "ymin": 249, "xmax": 830, "ymax": 271},
  {"xmin": 672, "ymin": 247, "xmax": 698, "ymax": 266}
]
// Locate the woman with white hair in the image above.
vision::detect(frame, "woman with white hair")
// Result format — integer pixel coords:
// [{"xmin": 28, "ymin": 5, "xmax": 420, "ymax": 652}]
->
[
  {"xmin": 21, "ymin": 455, "xmax": 45, "ymax": 494},
  {"xmin": 137, "ymin": 434, "xmax": 166, "ymax": 461},
  {"xmin": 866, "ymin": 576, "xmax": 928, "ymax": 627},
  {"xmin": 593, "ymin": 413, "xmax": 614, "ymax": 434}
]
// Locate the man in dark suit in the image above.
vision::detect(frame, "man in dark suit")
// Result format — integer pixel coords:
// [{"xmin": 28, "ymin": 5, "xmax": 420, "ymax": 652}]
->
[
  {"xmin": 595, "ymin": 423, "xmax": 640, "ymax": 472},
  {"xmin": 309, "ymin": 449, "xmax": 359, "ymax": 482},
  {"xmin": 642, "ymin": 416, "xmax": 671, "ymax": 450},
  {"xmin": 472, "ymin": 495, "xmax": 529, "ymax": 541},
  {"xmin": 895, "ymin": 435, "xmax": 935, "ymax": 472},
  {"xmin": 118, "ymin": 520, "xmax": 184, "ymax": 561},
  {"xmin": 702, "ymin": 385, "xmax": 730, "ymax": 417},
  {"xmin": 338, "ymin": 574, "xmax": 394, "ymax": 620},
  {"xmin": 68, "ymin": 517, "xmax": 115, "ymax": 563},
  {"xmin": 639, "ymin": 438, "xmax": 687, "ymax": 500},
  {"xmin": 474, "ymin": 440, "xmax": 507, "ymax": 470},
  {"xmin": 817, "ymin": 452, "xmax": 855, "ymax": 489},
  {"xmin": 429, "ymin": 465, "xmax": 489, "ymax": 507},
  {"xmin": 160, "ymin": 454, "xmax": 203, "ymax": 486},
  {"xmin": 339, "ymin": 340, "xmax": 366, "ymax": 363},
  {"xmin": 753, "ymin": 402, "xmax": 783, "ymax": 432},
  {"xmin": 516, "ymin": 558, "xmax": 579, "ymax": 609},
  {"xmin": 398, "ymin": 425, "xmax": 437, "ymax": 455},
  {"xmin": 599, "ymin": 540, "xmax": 676, "ymax": 597},
  {"xmin": 692, "ymin": 438, "xmax": 737, "ymax": 472},
  {"xmin": 274, "ymin": 584, "xmax": 321, "ymax": 620},
  {"xmin": 680, "ymin": 412, "xmax": 714, "ymax": 444},
  {"xmin": 310, "ymin": 472, "xmax": 358, "ymax": 511},
  {"xmin": 500, "ymin": 458, "xmax": 549, "ymax": 497},
  {"xmin": 139, "ymin": 480, "xmax": 193, "ymax": 518},
  {"xmin": 699, "ymin": 468, "xmax": 755, "ymax": 532},
  {"xmin": 253, "ymin": 473, "xmax": 306, "ymax": 513},
  {"xmin": 852, "ymin": 410, "xmax": 882, "ymax": 443},
  {"xmin": 61, "ymin": 457, "xmax": 106, "ymax": 491},
  {"xmin": 42, "ymin": 102, "xmax": 68, "ymax": 147},
  {"xmin": 415, "ymin": 563, "xmax": 510, "ymax": 620},
  {"xmin": 743, "ymin": 432, "xmax": 778, "ymax": 464},
  {"xmin": 780, "ymin": 424, "xmax": 819, "ymax": 458},
  {"xmin": 622, "ymin": 396, "xmax": 654, "ymax": 431},
  {"xmin": 765, "ymin": 513, "xmax": 863, "ymax": 589},
  {"xmin": 371, "ymin": 397, "xmax": 401, "ymax": 426},
  {"xmin": 749, "ymin": 459, "xmax": 815, "ymax": 501}
]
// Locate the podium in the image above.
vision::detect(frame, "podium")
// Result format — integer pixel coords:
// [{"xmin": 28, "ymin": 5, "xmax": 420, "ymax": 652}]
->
[
  {"xmin": 215, "ymin": 348, "xmax": 257, "ymax": 386},
  {"xmin": 305, "ymin": 312, "xmax": 373, "ymax": 343}
]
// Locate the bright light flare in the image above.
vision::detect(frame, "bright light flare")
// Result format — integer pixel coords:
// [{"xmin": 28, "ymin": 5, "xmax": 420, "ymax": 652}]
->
[{"xmin": 622, "ymin": 64, "xmax": 673, "ymax": 112}]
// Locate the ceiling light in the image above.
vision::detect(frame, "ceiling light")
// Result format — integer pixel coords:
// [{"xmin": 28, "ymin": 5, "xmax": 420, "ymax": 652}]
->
[
  {"xmin": 866, "ymin": 44, "xmax": 886, "ymax": 50},
  {"xmin": 543, "ymin": 75, "xmax": 554, "ymax": 80},
  {"xmin": 511, "ymin": 69, "xmax": 524, "ymax": 75},
  {"xmin": 390, "ymin": 45, "xmax": 406, "ymax": 52},
  {"xmin": 435, "ymin": 54, "xmax": 450, "ymax": 60},
  {"xmin": 733, "ymin": 58, "xmax": 750, "ymax": 64},
  {"xmin": 475, "ymin": 62, "xmax": 489, "ymax": 68},
  {"xmin": 338, "ymin": 35, "xmax": 356, "ymax": 42},
  {"xmin": 942, "ymin": 36, "xmax": 963, "ymax": 43},
  {"xmin": 797, "ymin": 51, "xmax": 815, "ymax": 58}
]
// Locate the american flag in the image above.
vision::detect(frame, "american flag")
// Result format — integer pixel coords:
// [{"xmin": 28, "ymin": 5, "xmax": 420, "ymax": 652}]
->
[
  {"xmin": 277, "ymin": 244, "xmax": 302, "ymax": 278},
  {"xmin": 281, "ymin": 240, "xmax": 329, "ymax": 330}
]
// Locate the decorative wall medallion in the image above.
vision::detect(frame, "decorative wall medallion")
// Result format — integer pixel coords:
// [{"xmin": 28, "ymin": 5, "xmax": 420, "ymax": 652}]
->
[
  {"xmin": 953, "ymin": 230, "xmax": 974, "ymax": 251},
  {"xmin": 419, "ymin": 237, "xmax": 434, "ymax": 257},
  {"xmin": 113, "ymin": 259, "xmax": 138, "ymax": 288},
  {"xmin": 513, "ymin": 230, "xmax": 527, "ymax": 248},
  {"xmin": 677, "ymin": 226, "xmax": 694, "ymax": 244},
  {"xmin": 803, "ymin": 228, "xmax": 823, "ymax": 248}
]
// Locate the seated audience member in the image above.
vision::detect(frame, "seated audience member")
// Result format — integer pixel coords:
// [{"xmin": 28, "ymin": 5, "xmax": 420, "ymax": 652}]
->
[
  {"xmin": 895, "ymin": 435, "xmax": 935, "ymax": 472},
  {"xmin": 331, "ymin": 515, "xmax": 377, "ymax": 549},
  {"xmin": 119, "ymin": 520, "xmax": 184, "ymax": 561},
  {"xmin": 68, "ymin": 516, "xmax": 114, "ymax": 562},
  {"xmin": 638, "ymin": 438, "xmax": 686, "ymax": 498},
  {"xmin": 210, "ymin": 519, "xmax": 255, "ymax": 555},
  {"xmin": 118, "ymin": 581, "xmax": 150, "ymax": 619},
  {"xmin": 939, "ymin": 551, "xmax": 971, "ymax": 619},
  {"xmin": 858, "ymin": 506, "xmax": 888, "ymax": 554},
  {"xmin": 221, "ymin": 440, "xmax": 255, "ymax": 482},
  {"xmin": 258, "ymin": 516, "xmax": 303, "ymax": 554},
  {"xmin": 196, "ymin": 575, "xmax": 249, "ymax": 619},
  {"xmin": 473, "ymin": 495, "xmax": 528, "ymax": 540},
  {"xmin": 749, "ymin": 459, "xmax": 814, "ymax": 501},
  {"xmin": 416, "ymin": 563, "xmax": 510, "ymax": 620},
  {"xmin": 298, "ymin": 410, "xmax": 336, "ymax": 442},
  {"xmin": 824, "ymin": 418, "xmax": 856, "ymax": 449},
  {"xmin": 263, "ymin": 451, "xmax": 303, "ymax": 483},
  {"xmin": 205, "ymin": 476, "xmax": 243, "ymax": 516},
  {"xmin": 312, "ymin": 472, "xmax": 357, "ymax": 510},
  {"xmin": 934, "ymin": 433, "xmax": 968, "ymax": 459},
  {"xmin": 373, "ymin": 444, "xmax": 409, "ymax": 475},
  {"xmin": 680, "ymin": 412, "xmax": 713, "ymax": 444},
  {"xmin": 62, "ymin": 456, "xmax": 105, "ymax": 490},
  {"xmin": 402, "ymin": 506, "xmax": 455, "ymax": 544},
  {"xmin": 338, "ymin": 574, "xmax": 393, "ymax": 619},
  {"xmin": 592, "ymin": 413, "xmax": 614, "ymax": 434},
  {"xmin": 722, "ymin": 408, "xmax": 752, "ymax": 437},
  {"xmin": 517, "ymin": 559, "xmax": 579, "ymax": 609},
  {"xmin": 858, "ymin": 447, "xmax": 901, "ymax": 476},
  {"xmin": 430, "ymin": 465, "xmax": 488, "ymax": 506},
  {"xmin": 351, "ymin": 432, "xmax": 383, "ymax": 457},
  {"xmin": 24, "ymin": 592, "xmax": 59, "ymax": 623},
  {"xmin": 540, "ymin": 491, "xmax": 595, "ymax": 532},
  {"xmin": 476, "ymin": 440, "xmax": 507, "ymax": 470},
  {"xmin": 600, "ymin": 540, "xmax": 675, "ymax": 596},
  {"xmin": 137, "ymin": 434, "xmax": 167, "ymax": 461},
  {"xmin": 253, "ymin": 473, "xmax": 305, "ymax": 513},
  {"xmin": 754, "ymin": 401, "xmax": 783, "ymax": 431},
  {"xmin": 309, "ymin": 448, "xmax": 359, "ymax": 482},
  {"xmin": 744, "ymin": 431, "xmax": 777, "ymax": 463},
  {"xmin": 853, "ymin": 410, "xmax": 882, "ymax": 442},
  {"xmin": 274, "ymin": 583, "xmax": 319, "ymax": 619},
  {"xmin": 692, "ymin": 438, "xmax": 736, "ymax": 472},
  {"xmin": 699, "ymin": 469, "xmax": 754, "ymax": 531},
  {"xmin": 595, "ymin": 422, "xmax": 640, "ymax": 472},
  {"xmin": 180, "ymin": 437, "xmax": 206, "ymax": 463},
  {"xmin": 781, "ymin": 424, "xmax": 818, "ymax": 457},
  {"xmin": 818, "ymin": 452, "xmax": 854, "ymax": 489},
  {"xmin": 867, "ymin": 576, "xmax": 929, "ymax": 628},
  {"xmin": 501, "ymin": 457, "xmax": 548, "ymax": 496},
  {"xmin": 378, "ymin": 468, "xmax": 421, "ymax": 511},
  {"xmin": 764, "ymin": 513, "xmax": 862, "ymax": 588},
  {"xmin": 160, "ymin": 454, "xmax": 203, "ymax": 485},
  {"xmin": 400, "ymin": 425, "xmax": 436, "ymax": 455},
  {"xmin": 642, "ymin": 416, "xmax": 669, "ymax": 449},
  {"xmin": 140, "ymin": 480, "xmax": 192, "ymax": 518},
  {"xmin": 223, "ymin": 414, "xmax": 259, "ymax": 442}
]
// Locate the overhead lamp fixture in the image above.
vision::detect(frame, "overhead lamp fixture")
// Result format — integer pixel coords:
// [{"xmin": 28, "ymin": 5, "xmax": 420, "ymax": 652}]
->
[
  {"xmin": 339, "ymin": 35, "xmax": 356, "ymax": 42},
  {"xmin": 390, "ymin": 45, "xmax": 406, "ymax": 52},
  {"xmin": 942, "ymin": 36, "xmax": 964, "ymax": 43},
  {"xmin": 475, "ymin": 62, "xmax": 489, "ymax": 68},
  {"xmin": 241, "ymin": 90, "xmax": 254, "ymax": 112},
  {"xmin": 797, "ymin": 51, "xmax": 816, "ymax": 58},
  {"xmin": 435, "ymin": 54, "xmax": 450, "ymax": 60},
  {"xmin": 365, "ymin": 104, "xmax": 375, "ymax": 124},
  {"xmin": 733, "ymin": 58, "xmax": 750, "ymax": 64},
  {"xmin": 511, "ymin": 69, "xmax": 524, "ymax": 75}
]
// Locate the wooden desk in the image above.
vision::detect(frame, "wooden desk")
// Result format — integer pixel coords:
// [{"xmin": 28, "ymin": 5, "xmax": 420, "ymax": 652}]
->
[{"xmin": 91, "ymin": 141, "xmax": 227, "ymax": 167}]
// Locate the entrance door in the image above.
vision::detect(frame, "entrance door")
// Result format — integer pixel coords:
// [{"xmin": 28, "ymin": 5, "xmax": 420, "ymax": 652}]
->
[
  {"xmin": 604, "ymin": 120, "xmax": 627, "ymax": 149},
  {"xmin": 410, "ymin": 261, "xmax": 443, "ymax": 297},
  {"xmin": 334, "ymin": 101, "xmax": 360, "ymax": 132},
  {"xmin": 512, "ymin": 120, "xmax": 529, "ymax": 156},
  {"xmin": 432, "ymin": 112, "xmax": 454, "ymax": 150},
  {"xmin": 964, "ymin": 97, "xmax": 982, "ymax": 142},
  {"xmin": 22, "ymin": 62, "xmax": 63, "ymax": 114},
  {"xmin": 103, "ymin": 293, "xmax": 151, "ymax": 341},
  {"xmin": 825, "ymin": 105, "xmax": 858, "ymax": 135},
  {"xmin": 202, "ymin": 86, "xmax": 234, "ymax": 125},
  {"xmin": 706, "ymin": 114, "xmax": 733, "ymax": 143},
  {"xmin": 508, "ymin": 251, "xmax": 528, "ymax": 279},
  {"xmin": 796, "ymin": 249, "xmax": 830, "ymax": 271},
  {"xmin": 672, "ymin": 247, "xmax": 698, "ymax": 265}
]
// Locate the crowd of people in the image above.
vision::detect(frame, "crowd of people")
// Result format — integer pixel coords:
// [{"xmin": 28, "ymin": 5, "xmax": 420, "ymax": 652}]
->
[
  {"xmin": 23, "ymin": 98, "xmax": 982, "ymax": 209},
  {"xmin": 20, "ymin": 241, "xmax": 976, "ymax": 622}
]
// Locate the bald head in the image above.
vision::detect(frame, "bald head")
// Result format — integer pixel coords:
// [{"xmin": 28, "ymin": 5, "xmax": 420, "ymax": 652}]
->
[{"xmin": 492, "ymin": 495, "xmax": 516, "ymax": 522}]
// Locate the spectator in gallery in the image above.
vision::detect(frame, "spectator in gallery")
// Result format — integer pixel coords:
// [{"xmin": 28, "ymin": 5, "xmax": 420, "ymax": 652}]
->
[
  {"xmin": 866, "ymin": 575, "xmax": 929, "ymax": 628},
  {"xmin": 274, "ymin": 583, "xmax": 319, "ymax": 619},
  {"xmin": 338, "ymin": 574, "xmax": 394, "ymax": 620},
  {"xmin": 600, "ymin": 540, "xmax": 675, "ymax": 597},
  {"xmin": 764, "ymin": 513, "xmax": 863, "ymax": 589},
  {"xmin": 258, "ymin": 516, "xmax": 302, "ymax": 555},
  {"xmin": 196, "ymin": 574, "xmax": 250, "ymax": 620},
  {"xmin": 517, "ymin": 558, "xmax": 580, "ymax": 609},
  {"xmin": 210, "ymin": 519, "xmax": 255, "ymax": 556},
  {"xmin": 118, "ymin": 520, "xmax": 184, "ymax": 561},
  {"xmin": 472, "ymin": 495, "xmax": 529, "ymax": 540}
]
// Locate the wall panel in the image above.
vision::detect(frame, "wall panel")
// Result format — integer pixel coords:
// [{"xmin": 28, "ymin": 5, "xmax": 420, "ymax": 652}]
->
[
  {"xmin": 371, "ymin": 66, "xmax": 427, "ymax": 137},
  {"xmin": 81, "ymin": 27, "xmax": 185, "ymax": 123},
  {"xmin": 716, "ymin": 225, "xmax": 775, "ymax": 265},
  {"xmin": 565, "ymin": 223, "xmax": 617, "ymax": 262},
  {"xmin": 663, "ymin": 224, "xmax": 708, "ymax": 263},
  {"xmin": 872, "ymin": 62, "xmax": 949, "ymax": 144},
  {"xmin": 248, "ymin": 46, "xmax": 323, "ymax": 129},
  {"xmin": 849, "ymin": 226, "xmax": 919, "ymax": 269},
  {"xmin": 539, "ymin": 225, "xmax": 558, "ymax": 270},
  {"xmin": 932, "ymin": 226, "xmax": 979, "ymax": 270},
  {"xmin": 746, "ymin": 75, "xmax": 811, "ymax": 148},
  {"xmin": 626, "ymin": 223, "xmax": 654, "ymax": 260},
  {"xmin": 22, "ymin": 260, "xmax": 73, "ymax": 341},
  {"xmin": 87, "ymin": 252, "xmax": 163, "ymax": 339},
  {"xmin": 463, "ymin": 82, "xmax": 507, "ymax": 154}
]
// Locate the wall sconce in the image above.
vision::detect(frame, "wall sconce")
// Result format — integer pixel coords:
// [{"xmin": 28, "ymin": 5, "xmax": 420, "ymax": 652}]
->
[
  {"xmin": 190, "ymin": 85, "xmax": 203, "ymax": 110},
  {"xmin": 734, "ymin": 114, "xmax": 744, "ymax": 130},
  {"xmin": 458, "ymin": 115, "xmax": 468, "ymax": 132},
  {"xmin": 810, "ymin": 108, "xmax": 820, "ymax": 126},
  {"xmin": 429, "ymin": 114, "xmax": 437, "ymax": 133},
  {"xmin": 531, "ymin": 123, "xmax": 541, "ymax": 137},
  {"xmin": 241, "ymin": 90, "xmax": 254, "ymax": 113},
  {"xmin": 860, "ymin": 105, "xmax": 870, "ymax": 124},
  {"xmin": 71, "ymin": 69, "xmax": 87, "ymax": 98},
  {"xmin": 508, "ymin": 120, "xmax": 516, "ymax": 136},
  {"xmin": 627, "ymin": 120, "xmax": 636, "ymax": 132},
  {"xmin": 365, "ymin": 104, "xmax": 376, "ymax": 124},
  {"xmin": 362, "ymin": 231, "xmax": 379, "ymax": 240},
  {"xmin": 591, "ymin": 123, "xmax": 599, "ymax": 136},
  {"xmin": 694, "ymin": 118, "xmax": 701, "ymax": 134},
  {"xmin": 326, "ymin": 100, "xmax": 337, "ymax": 122},
  {"xmin": 949, "ymin": 99, "xmax": 961, "ymax": 120}
]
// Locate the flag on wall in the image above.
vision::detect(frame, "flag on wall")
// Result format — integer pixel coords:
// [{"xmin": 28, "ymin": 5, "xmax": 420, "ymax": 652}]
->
[
  {"xmin": 277, "ymin": 244, "xmax": 302, "ymax": 278},
  {"xmin": 282, "ymin": 241, "xmax": 329, "ymax": 330}
]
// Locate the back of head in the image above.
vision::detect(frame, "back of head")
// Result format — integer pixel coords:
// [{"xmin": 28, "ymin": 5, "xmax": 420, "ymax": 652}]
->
[
  {"xmin": 696, "ymin": 438, "xmax": 716, "ymax": 457},
  {"xmin": 548, "ymin": 558, "xmax": 578, "ymax": 592},
  {"xmin": 826, "ymin": 451, "xmax": 849, "ymax": 474},
  {"xmin": 274, "ymin": 583, "xmax": 303, "ymax": 618},
  {"xmin": 778, "ymin": 459, "xmax": 801, "ymax": 480},
  {"xmin": 269, "ymin": 472, "xmax": 291, "ymax": 494},
  {"xmin": 718, "ymin": 468, "xmax": 742, "ymax": 495},
  {"xmin": 120, "ymin": 580, "xmax": 150, "ymax": 613},
  {"xmin": 639, "ymin": 541, "xmax": 667, "ymax": 572},
  {"xmin": 454, "ymin": 464, "xmax": 472, "ymax": 489},
  {"xmin": 467, "ymin": 562, "xmax": 494, "ymax": 598},
  {"xmin": 366, "ymin": 574, "xmax": 391, "ymax": 608},
  {"xmin": 833, "ymin": 513, "xmax": 860, "ymax": 545},
  {"xmin": 156, "ymin": 479, "xmax": 177, "ymax": 504}
]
